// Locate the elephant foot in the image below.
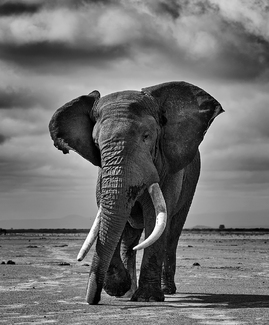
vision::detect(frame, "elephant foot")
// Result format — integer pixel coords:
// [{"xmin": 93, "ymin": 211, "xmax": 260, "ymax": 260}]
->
[
  {"xmin": 104, "ymin": 264, "xmax": 131, "ymax": 297},
  {"xmin": 131, "ymin": 284, "xmax": 165, "ymax": 302},
  {"xmin": 119, "ymin": 280, "xmax": 137, "ymax": 298},
  {"xmin": 161, "ymin": 283, "xmax": 177, "ymax": 294},
  {"xmin": 116, "ymin": 288, "xmax": 135, "ymax": 299}
]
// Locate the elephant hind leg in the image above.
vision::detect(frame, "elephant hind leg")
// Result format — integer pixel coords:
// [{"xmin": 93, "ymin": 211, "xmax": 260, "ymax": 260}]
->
[{"xmin": 161, "ymin": 202, "xmax": 192, "ymax": 294}]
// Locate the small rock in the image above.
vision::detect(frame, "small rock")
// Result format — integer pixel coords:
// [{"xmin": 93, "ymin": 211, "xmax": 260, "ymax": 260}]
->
[
  {"xmin": 27, "ymin": 245, "xmax": 38, "ymax": 248},
  {"xmin": 188, "ymin": 245, "xmax": 193, "ymax": 248},
  {"xmin": 59, "ymin": 262, "xmax": 70, "ymax": 266},
  {"xmin": 1, "ymin": 261, "xmax": 5, "ymax": 264},
  {"xmin": 7, "ymin": 260, "xmax": 16, "ymax": 265},
  {"xmin": 82, "ymin": 263, "xmax": 90, "ymax": 266},
  {"xmin": 193, "ymin": 262, "xmax": 200, "ymax": 266}
]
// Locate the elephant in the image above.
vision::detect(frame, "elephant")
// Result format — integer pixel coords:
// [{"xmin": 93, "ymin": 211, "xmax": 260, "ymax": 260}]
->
[{"xmin": 49, "ymin": 81, "xmax": 223, "ymax": 305}]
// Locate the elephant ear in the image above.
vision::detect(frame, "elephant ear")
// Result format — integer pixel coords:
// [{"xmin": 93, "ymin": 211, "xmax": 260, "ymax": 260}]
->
[
  {"xmin": 142, "ymin": 82, "xmax": 224, "ymax": 173},
  {"xmin": 49, "ymin": 90, "xmax": 101, "ymax": 167}
]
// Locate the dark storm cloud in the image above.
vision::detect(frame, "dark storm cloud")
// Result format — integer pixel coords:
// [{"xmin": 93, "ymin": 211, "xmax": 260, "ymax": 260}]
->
[
  {"xmin": 68, "ymin": 0, "xmax": 118, "ymax": 6},
  {"xmin": 238, "ymin": 157, "xmax": 269, "ymax": 172},
  {"xmin": 0, "ymin": 0, "xmax": 117, "ymax": 17},
  {"xmin": 0, "ymin": 151, "xmax": 46, "ymax": 193},
  {"xmin": 153, "ymin": 0, "xmax": 181, "ymax": 19},
  {"xmin": 203, "ymin": 86, "xmax": 269, "ymax": 176},
  {"xmin": 0, "ymin": 1, "xmax": 42, "ymax": 16},
  {"xmin": 0, "ymin": 134, "xmax": 7, "ymax": 144},
  {"xmin": 0, "ymin": 0, "xmax": 268, "ymax": 81},
  {"xmin": 150, "ymin": 0, "xmax": 269, "ymax": 81},
  {"xmin": 0, "ymin": 87, "xmax": 42, "ymax": 109},
  {"xmin": 51, "ymin": 0, "xmax": 117, "ymax": 8},
  {"xmin": 213, "ymin": 32, "xmax": 269, "ymax": 81},
  {"xmin": 0, "ymin": 41, "xmax": 130, "ymax": 70},
  {"xmin": 150, "ymin": 0, "xmax": 218, "ymax": 19},
  {"xmin": 0, "ymin": 132, "xmax": 94, "ymax": 194}
]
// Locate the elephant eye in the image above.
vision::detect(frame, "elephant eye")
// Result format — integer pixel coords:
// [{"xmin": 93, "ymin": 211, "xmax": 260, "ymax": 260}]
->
[
  {"xmin": 143, "ymin": 132, "xmax": 150, "ymax": 142},
  {"xmin": 94, "ymin": 140, "xmax": 99, "ymax": 149}
]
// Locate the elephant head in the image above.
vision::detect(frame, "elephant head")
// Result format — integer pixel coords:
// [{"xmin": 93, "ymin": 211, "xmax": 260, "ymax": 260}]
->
[{"xmin": 49, "ymin": 81, "xmax": 223, "ymax": 304}]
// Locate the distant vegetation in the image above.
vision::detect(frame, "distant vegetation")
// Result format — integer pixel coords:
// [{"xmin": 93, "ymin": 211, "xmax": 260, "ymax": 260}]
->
[
  {"xmin": 3, "ymin": 228, "xmax": 269, "ymax": 234},
  {"xmin": 184, "ymin": 228, "xmax": 269, "ymax": 233},
  {"xmin": 5, "ymin": 228, "xmax": 90, "ymax": 234}
]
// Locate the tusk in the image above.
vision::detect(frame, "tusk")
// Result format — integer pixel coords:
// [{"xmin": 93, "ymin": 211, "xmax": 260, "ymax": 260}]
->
[
  {"xmin": 133, "ymin": 183, "xmax": 167, "ymax": 251},
  {"xmin": 77, "ymin": 208, "xmax": 101, "ymax": 261}
]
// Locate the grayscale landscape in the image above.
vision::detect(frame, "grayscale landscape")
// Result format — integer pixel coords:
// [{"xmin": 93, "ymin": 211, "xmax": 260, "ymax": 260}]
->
[
  {"xmin": 1, "ymin": 230, "xmax": 269, "ymax": 324},
  {"xmin": 1, "ymin": 1, "xmax": 268, "ymax": 324}
]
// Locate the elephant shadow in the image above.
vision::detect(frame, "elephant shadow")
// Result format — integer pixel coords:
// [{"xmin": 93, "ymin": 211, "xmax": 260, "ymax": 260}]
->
[
  {"xmin": 175, "ymin": 292, "xmax": 269, "ymax": 309},
  {"xmin": 121, "ymin": 292, "xmax": 269, "ymax": 309}
]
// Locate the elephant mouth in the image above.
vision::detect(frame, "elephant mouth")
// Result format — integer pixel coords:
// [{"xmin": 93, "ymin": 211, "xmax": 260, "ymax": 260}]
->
[
  {"xmin": 133, "ymin": 183, "xmax": 167, "ymax": 250},
  {"xmin": 77, "ymin": 182, "xmax": 167, "ymax": 261}
]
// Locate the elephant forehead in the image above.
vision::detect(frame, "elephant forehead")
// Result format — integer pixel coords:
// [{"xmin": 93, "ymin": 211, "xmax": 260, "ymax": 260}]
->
[
  {"xmin": 95, "ymin": 90, "xmax": 158, "ymax": 117},
  {"xmin": 98, "ymin": 114, "xmax": 157, "ymax": 139}
]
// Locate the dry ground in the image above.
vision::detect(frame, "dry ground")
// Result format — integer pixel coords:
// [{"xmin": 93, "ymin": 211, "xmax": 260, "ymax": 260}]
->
[{"xmin": 0, "ymin": 231, "xmax": 269, "ymax": 324}]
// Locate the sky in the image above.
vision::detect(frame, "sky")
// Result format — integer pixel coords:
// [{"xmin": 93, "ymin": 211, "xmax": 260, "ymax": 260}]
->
[{"xmin": 0, "ymin": 0, "xmax": 269, "ymax": 228}]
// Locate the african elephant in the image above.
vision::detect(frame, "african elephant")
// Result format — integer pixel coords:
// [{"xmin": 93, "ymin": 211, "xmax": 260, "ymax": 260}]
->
[{"xmin": 49, "ymin": 81, "xmax": 223, "ymax": 305}]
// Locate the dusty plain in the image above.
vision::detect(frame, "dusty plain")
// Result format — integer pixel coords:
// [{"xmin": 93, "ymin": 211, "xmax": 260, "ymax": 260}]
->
[{"xmin": 0, "ymin": 231, "xmax": 269, "ymax": 325}]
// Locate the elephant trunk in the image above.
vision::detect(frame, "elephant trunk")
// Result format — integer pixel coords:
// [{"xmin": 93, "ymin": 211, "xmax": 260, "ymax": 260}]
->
[
  {"xmin": 85, "ymin": 145, "xmax": 144, "ymax": 304},
  {"xmin": 86, "ymin": 205, "xmax": 128, "ymax": 304}
]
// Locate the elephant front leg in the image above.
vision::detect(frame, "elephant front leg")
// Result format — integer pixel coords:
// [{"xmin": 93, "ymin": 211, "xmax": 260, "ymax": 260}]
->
[
  {"xmin": 103, "ymin": 239, "xmax": 131, "ymax": 297},
  {"xmin": 103, "ymin": 222, "xmax": 143, "ymax": 298},
  {"xmin": 131, "ymin": 234, "xmax": 165, "ymax": 302}
]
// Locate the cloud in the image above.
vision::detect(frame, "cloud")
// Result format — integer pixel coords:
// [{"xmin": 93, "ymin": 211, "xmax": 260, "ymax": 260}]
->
[
  {"xmin": 197, "ymin": 81, "xmax": 269, "ymax": 204},
  {"xmin": 0, "ymin": 1, "xmax": 42, "ymax": 16},
  {"xmin": 0, "ymin": 86, "xmax": 43, "ymax": 109},
  {"xmin": 0, "ymin": 3, "xmax": 134, "ymax": 72},
  {"xmin": 210, "ymin": 0, "xmax": 269, "ymax": 41},
  {"xmin": 0, "ymin": 132, "xmax": 97, "ymax": 194},
  {"xmin": 0, "ymin": 41, "xmax": 130, "ymax": 71},
  {"xmin": 151, "ymin": 0, "xmax": 181, "ymax": 19},
  {"xmin": 0, "ymin": 133, "xmax": 8, "ymax": 144},
  {"xmin": 0, "ymin": 0, "xmax": 268, "ymax": 223},
  {"xmin": 0, "ymin": 0, "xmax": 268, "ymax": 81}
]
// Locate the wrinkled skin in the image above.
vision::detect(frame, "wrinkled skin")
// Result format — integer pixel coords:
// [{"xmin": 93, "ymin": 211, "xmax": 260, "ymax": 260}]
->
[{"xmin": 49, "ymin": 81, "xmax": 223, "ymax": 304}]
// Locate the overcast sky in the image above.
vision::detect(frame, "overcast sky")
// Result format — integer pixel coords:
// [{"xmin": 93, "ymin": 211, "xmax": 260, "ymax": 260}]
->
[{"xmin": 0, "ymin": 0, "xmax": 268, "ymax": 228}]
